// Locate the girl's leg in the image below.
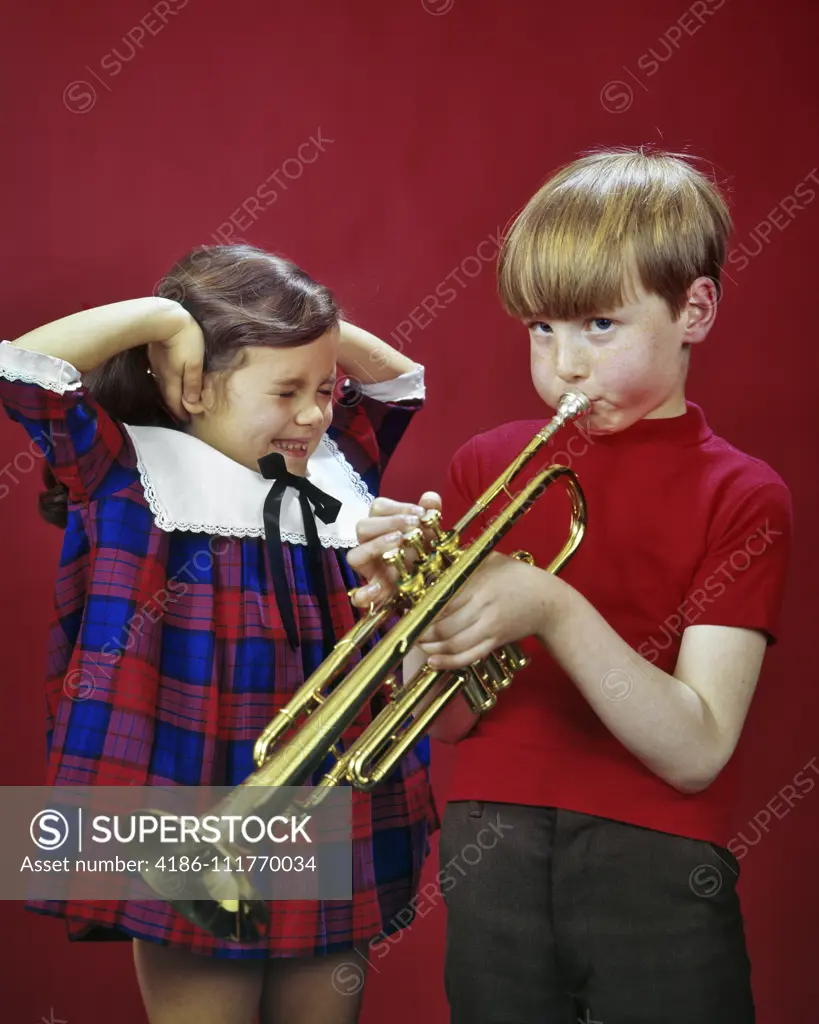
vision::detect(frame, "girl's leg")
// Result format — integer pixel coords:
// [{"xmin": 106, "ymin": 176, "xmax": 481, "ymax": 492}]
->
[
  {"xmin": 133, "ymin": 937, "xmax": 266, "ymax": 1024},
  {"xmin": 259, "ymin": 946, "xmax": 369, "ymax": 1024}
]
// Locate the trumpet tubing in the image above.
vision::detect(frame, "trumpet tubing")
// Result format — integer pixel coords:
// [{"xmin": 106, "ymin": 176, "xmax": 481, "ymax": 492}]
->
[{"xmin": 138, "ymin": 390, "xmax": 591, "ymax": 941}]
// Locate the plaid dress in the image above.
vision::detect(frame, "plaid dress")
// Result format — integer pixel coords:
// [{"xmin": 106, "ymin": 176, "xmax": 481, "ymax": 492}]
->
[{"xmin": 0, "ymin": 340, "xmax": 438, "ymax": 959}]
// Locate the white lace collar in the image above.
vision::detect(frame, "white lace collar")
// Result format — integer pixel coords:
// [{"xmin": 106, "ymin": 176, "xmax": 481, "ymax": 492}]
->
[{"xmin": 123, "ymin": 425, "xmax": 373, "ymax": 548}]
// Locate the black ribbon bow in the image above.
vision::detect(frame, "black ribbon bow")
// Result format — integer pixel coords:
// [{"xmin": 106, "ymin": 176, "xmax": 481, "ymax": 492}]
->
[{"xmin": 258, "ymin": 451, "xmax": 342, "ymax": 654}]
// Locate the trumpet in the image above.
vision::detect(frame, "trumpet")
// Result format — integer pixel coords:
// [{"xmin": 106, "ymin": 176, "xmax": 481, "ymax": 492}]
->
[{"xmin": 138, "ymin": 390, "xmax": 590, "ymax": 941}]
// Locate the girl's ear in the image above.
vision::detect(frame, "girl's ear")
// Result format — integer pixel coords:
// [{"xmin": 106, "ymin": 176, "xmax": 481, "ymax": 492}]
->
[
  {"xmin": 181, "ymin": 395, "xmax": 205, "ymax": 417},
  {"xmin": 181, "ymin": 375, "xmax": 216, "ymax": 418}
]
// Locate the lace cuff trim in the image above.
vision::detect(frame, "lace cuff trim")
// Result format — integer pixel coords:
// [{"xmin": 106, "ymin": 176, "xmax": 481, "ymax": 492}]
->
[
  {"xmin": 0, "ymin": 340, "xmax": 83, "ymax": 394},
  {"xmin": 356, "ymin": 363, "xmax": 425, "ymax": 402}
]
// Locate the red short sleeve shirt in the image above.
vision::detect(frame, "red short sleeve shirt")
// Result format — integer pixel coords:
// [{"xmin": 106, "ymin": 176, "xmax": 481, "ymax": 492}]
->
[{"xmin": 441, "ymin": 403, "xmax": 793, "ymax": 845}]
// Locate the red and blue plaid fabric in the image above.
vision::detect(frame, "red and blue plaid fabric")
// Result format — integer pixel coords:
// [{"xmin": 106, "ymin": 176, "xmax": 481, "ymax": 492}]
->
[{"xmin": 0, "ymin": 344, "xmax": 437, "ymax": 959}]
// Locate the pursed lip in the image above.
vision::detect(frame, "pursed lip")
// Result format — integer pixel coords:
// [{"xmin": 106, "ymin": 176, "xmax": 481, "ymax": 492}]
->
[{"xmin": 559, "ymin": 394, "xmax": 603, "ymax": 408}]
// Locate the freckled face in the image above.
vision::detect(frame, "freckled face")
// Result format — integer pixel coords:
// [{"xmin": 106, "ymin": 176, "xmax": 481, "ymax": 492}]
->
[
  {"xmin": 526, "ymin": 283, "xmax": 692, "ymax": 434},
  {"xmin": 190, "ymin": 329, "xmax": 339, "ymax": 474}
]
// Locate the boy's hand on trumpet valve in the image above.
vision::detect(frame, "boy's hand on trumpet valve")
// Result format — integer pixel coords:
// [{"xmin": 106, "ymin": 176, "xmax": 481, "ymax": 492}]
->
[
  {"xmin": 417, "ymin": 552, "xmax": 559, "ymax": 670},
  {"xmin": 347, "ymin": 492, "xmax": 443, "ymax": 608}
]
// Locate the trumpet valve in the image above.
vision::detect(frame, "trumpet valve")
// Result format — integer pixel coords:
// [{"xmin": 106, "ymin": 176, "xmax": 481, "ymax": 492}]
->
[
  {"xmin": 383, "ymin": 547, "xmax": 410, "ymax": 581},
  {"xmin": 421, "ymin": 508, "xmax": 445, "ymax": 542},
  {"xmin": 474, "ymin": 652, "xmax": 515, "ymax": 693},
  {"xmin": 461, "ymin": 668, "xmax": 498, "ymax": 714},
  {"xmin": 403, "ymin": 527, "xmax": 428, "ymax": 561},
  {"xmin": 497, "ymin": 642, "xmax": 530, "ymax": 675}
]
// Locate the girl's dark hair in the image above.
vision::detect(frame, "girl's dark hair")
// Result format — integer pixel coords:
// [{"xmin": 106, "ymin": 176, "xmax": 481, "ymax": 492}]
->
[{"xmin": 40, "ymin": 243, "xmax": 340, "ymax": 528}]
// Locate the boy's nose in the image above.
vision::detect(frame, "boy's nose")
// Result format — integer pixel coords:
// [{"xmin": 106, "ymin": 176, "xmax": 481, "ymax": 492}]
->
[{"xmin": 555, "ymin": 342, "xmax": 589, "ymax": 382}]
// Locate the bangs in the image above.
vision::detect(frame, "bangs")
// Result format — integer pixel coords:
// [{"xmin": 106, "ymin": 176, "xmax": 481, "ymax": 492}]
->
[
  {"xmin": 499, "ymin": 204, "xmax": 636, "ymax": 321},
  {"xmin": 498, "ymin": 150, "xmax": 732, "ymax": 322}
]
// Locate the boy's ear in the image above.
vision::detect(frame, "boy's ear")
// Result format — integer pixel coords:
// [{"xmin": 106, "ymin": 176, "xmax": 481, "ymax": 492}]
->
[{"xmin": 683, "ymin": 277, "xmax": 719, "ymax": 343}]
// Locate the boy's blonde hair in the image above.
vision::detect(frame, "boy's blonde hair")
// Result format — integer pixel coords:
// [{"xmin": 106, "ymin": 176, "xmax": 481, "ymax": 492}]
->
[{"xmin": 498, "ymin": 148, "xmax": 732, "ymax": 321}]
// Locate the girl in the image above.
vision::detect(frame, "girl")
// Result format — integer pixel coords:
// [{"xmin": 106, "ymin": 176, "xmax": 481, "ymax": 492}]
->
[{"xmin": 0, "ymin": 243, "xmax": 437, "ymax": 1024}]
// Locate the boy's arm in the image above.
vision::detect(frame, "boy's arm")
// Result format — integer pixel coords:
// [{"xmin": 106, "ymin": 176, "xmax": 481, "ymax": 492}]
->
[
  {"xmin": 337, "ymin": 320, "xmax": 417, "ymax": 383},
  {"xmin": 418, "ymin": 461, "xmax": 792, "ymax": 791},
  {"xmin": 396, "ymin": 553, "xmax": 767, "ymax": 766},
  {"xmin": 422, "ymin": 483, "xmax": 791, "ymax": 793},
  {"xmin": 420, "ymin": 560, "xmax": 770, "ymax": 791},
  {"xmin": 533, "ymin": 586, "xmax": 766, "ymax": 793}
]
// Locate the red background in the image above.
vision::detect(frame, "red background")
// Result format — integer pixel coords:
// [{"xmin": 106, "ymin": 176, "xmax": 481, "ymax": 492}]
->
[{"xmin": 1, "ymin": 0, "xmax": 817, "ymax": 1020}]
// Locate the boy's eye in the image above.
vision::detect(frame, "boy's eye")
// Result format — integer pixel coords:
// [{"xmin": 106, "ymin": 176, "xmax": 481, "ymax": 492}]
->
[
  {"xmin": 530, "ymin": 321, "xmax": 552, "ymax": 335},
  {"xmin": 319, "ymin": 388, "xmax": 334, "ymax": 397},
  {"xmin": 275, "ymin": 392, "xmax": 295, "ymax": 399},
  {"xmin": 589, "ymin": 318, "xmax": 614, "ymax": 332}
]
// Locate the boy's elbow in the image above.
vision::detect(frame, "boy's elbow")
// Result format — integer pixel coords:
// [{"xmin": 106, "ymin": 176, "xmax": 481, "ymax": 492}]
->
[
  {"xmin": 429, "ymin": 728, "xmax": 458, "ymax": 744},
  {"xmin": 658, "ymin": 733, "xmax": 736, "ymax": 794},
  {"xmin": 663, "ymin": 757, "xmax": 726, "ymax": 795},
  {"xmin": 667, "ymin": 773, "xmax": 716, "ymax": 795},
  {"xmin": 428, "ymin": 698, "xmax": 479, "ymax": 745},
  {"xmin": 429, "ymin": 719, "xmax": 476, "ymax": 745}
]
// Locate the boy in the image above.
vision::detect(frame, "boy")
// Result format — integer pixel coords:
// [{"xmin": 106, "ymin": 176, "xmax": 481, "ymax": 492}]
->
[{"xmin": 348, "ymin": 148, "xmax": 792, "ymax": 1023}]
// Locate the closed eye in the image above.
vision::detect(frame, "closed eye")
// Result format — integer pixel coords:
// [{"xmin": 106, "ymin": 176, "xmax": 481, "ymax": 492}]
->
[{"xmin": 272, "ymin": 387, "xmax": 334, "ymax": 399}]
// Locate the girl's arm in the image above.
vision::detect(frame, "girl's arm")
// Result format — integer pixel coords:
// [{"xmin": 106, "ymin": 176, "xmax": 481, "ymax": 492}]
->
[
  {"xmin": 0, "ymin": 297, "xmax": 205, "ymax": 502},
  {"xmin": 328, "ymin": 323, "xmax": 425, "ymax": 497},
  {"xmin": 12, "ymin": 297, "xmax": 187, "ymax": 369},
  {"xmin": 337, "ymin": 321, "xmax": 417, "ymax": 383},
  {"xmin": 11, "ymin": 298, "xmax": 202, "ymax": 419}
]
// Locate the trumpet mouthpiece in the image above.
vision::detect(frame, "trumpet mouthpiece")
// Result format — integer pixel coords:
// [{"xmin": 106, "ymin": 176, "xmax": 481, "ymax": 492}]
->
[{"xmin": 557, "ymin": 391, "xmax": 591, "ymax": 420}]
